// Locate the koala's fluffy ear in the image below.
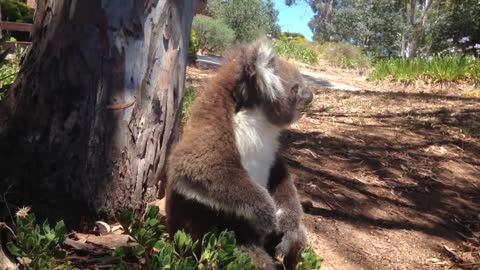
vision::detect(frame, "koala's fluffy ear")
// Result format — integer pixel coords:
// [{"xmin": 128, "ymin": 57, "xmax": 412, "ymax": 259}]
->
[
  {"xmin": 251, "ymin": 40, "xmax": 286, "ymax": 101},
  {"xmin": 232, "ymin": 40, "xmax": 286, "ymax": 109}
]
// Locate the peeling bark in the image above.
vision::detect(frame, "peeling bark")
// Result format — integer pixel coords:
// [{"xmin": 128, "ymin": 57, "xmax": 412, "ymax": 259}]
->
[{"xmin": 0, "ymin": 0, "xmax": 197, "ymax": 224}]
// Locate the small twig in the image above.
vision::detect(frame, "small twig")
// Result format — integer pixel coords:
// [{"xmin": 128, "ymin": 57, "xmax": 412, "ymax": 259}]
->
[
  {"xmin": 0, "ymin": 222, "xmax": 16, "ymax": 239},
  {"xmin": 106, "ymin": 100, "xmax": 136, "ymax": 110},
  {"xmin": 443, "ymin": 245, "xmax": 464, "ymax": 263},
  {"xmin": 1, "ymin": 184, "xmax": 15, "ymax": 224}
]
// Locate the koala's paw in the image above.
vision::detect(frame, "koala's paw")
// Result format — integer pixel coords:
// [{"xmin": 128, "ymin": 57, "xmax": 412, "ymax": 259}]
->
[{"xmin": 274, "ymin": 226, "xmax": 307, "ymax": 258}]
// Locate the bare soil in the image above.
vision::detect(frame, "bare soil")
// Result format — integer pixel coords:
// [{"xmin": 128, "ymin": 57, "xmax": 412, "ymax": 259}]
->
[{"xmin": 187, "ymin": 63, "xmax": 480, "ymax": 270}]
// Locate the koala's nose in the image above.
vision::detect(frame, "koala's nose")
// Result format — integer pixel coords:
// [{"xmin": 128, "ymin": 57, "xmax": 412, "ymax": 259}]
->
[{"xmin": 302, "ymin": 89, "xmax": 314, "ymax": 105}]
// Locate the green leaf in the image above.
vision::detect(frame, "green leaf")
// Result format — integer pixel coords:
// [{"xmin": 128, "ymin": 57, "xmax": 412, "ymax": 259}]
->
[
  {"xmin": 297, "ymin": 247, "xmax": 323, "ymax": 270},
  {"xmin": 133, "ymin": 245, "xmax": 146, "ymax": 256},
  {"xmin": 6, "ymin": 242, "xmax": 24, "ymax": 257},
  {"xmin": 53, "ymin": 249, "xmax": 67, "ymax": 259},
  {"xmin": 118, "ymin": 209, "xmax": 134, "ymax": 233},
  {"xmin": 145, "ymin": 218, "xmax": 160, "ymax": 227},
  {"xmin": 54, "ymin": 221, "xmax": 66, "ymax": 238},
  {"xmin": 146, "ymin": 206, "xmax": 160, "ymax": 219},
  {"xmin": 114, "ymin": 246, "xmax": 134, "ymax": 258}
]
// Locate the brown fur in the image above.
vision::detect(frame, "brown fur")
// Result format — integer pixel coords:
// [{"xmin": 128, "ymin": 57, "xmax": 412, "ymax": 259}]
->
[{"xmin": 165, "ymin": 40, "xmax": 312, "ymax": 269}]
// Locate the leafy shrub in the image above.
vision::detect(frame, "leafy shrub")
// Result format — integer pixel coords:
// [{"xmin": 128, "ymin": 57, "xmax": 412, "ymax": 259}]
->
[
  {"xmin": 316, "ymin": 42, "xmax": 370, "ymax": 69},
  {"xmin": 207, "ymin": 0, "xmax": 273, "ymax": 42},
  {"xmin": 192, "ymin": 15, "xmax": 235, "ymax": 54},
  {"xmin": 0, "ymin": 60, "xmax": 20, "ymax": 97},
  {"xmin": 280, "ymin": 32, "xmax": 309, "ymax": 44},
  {"xmin": 115, "ymin": 206, "xmax": 322, "ymax": 270},
  {"xmin": 3, "ymin": 207, "xmax": 323, "ymax": 270},
  {"xmin": 188, "ymin": 30, "xmax": 200, "ymax": 63},
  {"xmin": 114, "ymin": 206, "xmax": 257, "ymax": 270},
  {"xmin": 297, "ymin": 247, "xmax": 324, "ymax": 270},
  {"xmin": 273, "ymin": 40, "xmax": 319, "ymax": 65},
  {"xmin": 369, "ymin": 56, "xmax": 480, "ymax": 83},
  {"xmin": 0, "ymin": 36, "xmax": 22, "ymax": 101},
  {"xmin": 4, "ymin": 208, "xmax": 78, "ymax": 270}
]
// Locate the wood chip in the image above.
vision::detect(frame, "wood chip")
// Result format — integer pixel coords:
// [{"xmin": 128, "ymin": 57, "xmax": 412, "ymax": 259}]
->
[
  {"xmin": 95, "ymin": 221, "xmax": 111, "ymax": 235},
  {"xmin": 74, "ymin": 233, "xmax": 134, "ymax": 249}
]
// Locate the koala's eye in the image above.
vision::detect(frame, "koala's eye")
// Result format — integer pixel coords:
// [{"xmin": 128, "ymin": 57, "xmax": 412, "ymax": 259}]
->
[
  {"xmin": 267, "ymin": 56, "xmax": 275, "ymax": 67},
  {"xmin": 291, "ymin": 84, "xmax": 299, "ymax": 93}
]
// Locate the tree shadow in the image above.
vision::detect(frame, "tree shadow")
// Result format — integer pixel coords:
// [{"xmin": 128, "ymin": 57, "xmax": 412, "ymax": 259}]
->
[
  {"xmin": 302, "ymin": 74, "xmax": 334, "ymax": 88},
  {"xmin": 283, "ymin": 88, "xmax": 480, "ymax": 268}
]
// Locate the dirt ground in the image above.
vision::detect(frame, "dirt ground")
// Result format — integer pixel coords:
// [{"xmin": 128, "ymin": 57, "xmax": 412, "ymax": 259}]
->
[{"xmin": 187, "ymin": 63, "xmax": 480, "ymax": 270}]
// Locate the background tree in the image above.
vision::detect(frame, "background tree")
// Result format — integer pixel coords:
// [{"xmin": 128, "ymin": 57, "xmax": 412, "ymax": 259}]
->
[
  {"xmin": 289, "ymin": 0, "xmax": 479, "ymax": 58},
  {"xmin": 329, "ymin": 0, "xmax": 405, "ymax": 57},
  {"xmin": 192, "ymin": 15, "xmax": 235, "ymax": 54},
  {"xmin": 430, "ymin": 0, "xmax": 480, "ymax": 55},
  {"xmin": 307, "ymin": 0, "xmax": 338, "ymax": 42},
  {"xmin": 207, "ymin": 0, "xmax": 281, "ymax": 42},
  {"xmin": 0, "ymin": 0, "xmax": 201, "ymax": 224},
  {"xmin": 400, "ymin": 0, "xmax": 434, "ymax": 58},
  {"xmin": 264, "ymin": 0, "xmax": 282, "ymax": 38}
]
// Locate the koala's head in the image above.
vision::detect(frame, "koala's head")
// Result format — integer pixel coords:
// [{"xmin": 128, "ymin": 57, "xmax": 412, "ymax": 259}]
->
[{"xmin": 232, "ymin": 40, "xmax": 314, "ymax": 127}]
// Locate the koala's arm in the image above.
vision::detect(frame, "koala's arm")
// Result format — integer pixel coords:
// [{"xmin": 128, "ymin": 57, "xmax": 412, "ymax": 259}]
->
[
  {"xmin": 170, "ymin": 157, "xmax": 277, "ymax": 235},
  {"xmin": 269, "ymin": 158, "xmax": 303, "ymax": 232},
  {"xmin": 268, "ymin": 158, "xmax": 308, "ymax": 257}
]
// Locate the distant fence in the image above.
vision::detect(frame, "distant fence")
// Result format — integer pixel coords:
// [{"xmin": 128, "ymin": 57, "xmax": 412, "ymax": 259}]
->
[
  {"xmin": 0, "ymin": 21, "xmax": 33, "ymax": 50},
  {"xmin": 0, "ymin": 21, "xmax": 33, "ymax": 33}
]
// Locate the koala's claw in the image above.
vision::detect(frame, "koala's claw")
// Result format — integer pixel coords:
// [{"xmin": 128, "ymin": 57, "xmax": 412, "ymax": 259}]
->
[
  {"xmin": 275, "ymin": 235, "xmax": 291, "ymax": 258},
  {"xmin": 274, "ymin": 227, "xmax": 307, "ymax": 258}
]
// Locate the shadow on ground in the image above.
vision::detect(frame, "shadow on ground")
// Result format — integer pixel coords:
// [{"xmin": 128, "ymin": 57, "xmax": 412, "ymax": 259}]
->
[{"xmin": 284, "ymin": 87, "xmax": 480, "ymax": 269}]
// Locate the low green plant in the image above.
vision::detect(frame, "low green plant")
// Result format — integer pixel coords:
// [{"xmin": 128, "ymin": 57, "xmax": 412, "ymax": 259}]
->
[
  {"xmin": 192, "ymin": 15, "xmax": 235, "ymax": 54},
  {"xmin": 273, "ymin": 40, "xmax": 319, "ymax": 65},
  {"xmin": 182, "ymin": 85, "xmax": 197, "ymax": 121},
  {"xmin": 188, "ymin": 30, "xmax": 200, "ymax": 63},
  {"xmin": 369, "ymin": 56, "xmax": 480, "ymax": 83},
  {"xmin": 280, "ymin": 32, "xmax": 309, "ymax": 44},
  {"xmin": 297, "ymin": 247, "xmax": 324, "ymax": 270},
  {"xmin": 0, "ymin": 60, "xmax": 20, "ymax": 98},
  {"xmin": 4, "ymin": 208, "xmax": 78, "ymax": 270},
  {"xmin": 2, "ymin": 207, "xmax": 323, "ymax": 270},
  {"xmin": 0, "ymin": 35, "xmax": 25, "ymax": 101},
  {"xmin": 316, "ymin": 42, "xmax": 370, "ymax": 69},
  {"xmin": 113, "ymin": 206, "xmax": 257, "ymax": 270}
]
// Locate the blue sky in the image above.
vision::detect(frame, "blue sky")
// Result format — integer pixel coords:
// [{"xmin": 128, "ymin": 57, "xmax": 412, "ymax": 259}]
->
[{"xmin": 274, "ymin": 0, "xmax": 314, "ymax": 40}]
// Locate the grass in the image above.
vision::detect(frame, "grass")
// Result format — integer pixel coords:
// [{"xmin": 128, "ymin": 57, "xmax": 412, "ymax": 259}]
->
[
  {"xmin": 182, "ymin": 84, "xmax": 197, "ymax": 121},
  {"xmin": 461, "ymin": 89, "xmax": 480, "ymax": 97},
  {"xmin": 273, "ymin": 41, "xmax": 319, "ymax": 65},
  {"xmin": 369, "ymin": 56, "xmax": 480, "ymax": 83}
]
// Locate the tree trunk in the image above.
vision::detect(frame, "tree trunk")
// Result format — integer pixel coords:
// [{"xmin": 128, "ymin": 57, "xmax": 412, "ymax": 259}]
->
[
  {"xmin": 405, "ymin": 0, "xmax": 433, "ymax": 58},
  {"xmin": 0, "ymin": 0, "xmax": 198, "ymax": 224}
]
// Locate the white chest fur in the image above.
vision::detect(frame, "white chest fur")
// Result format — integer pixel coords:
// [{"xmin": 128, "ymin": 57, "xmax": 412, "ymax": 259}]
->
[{"xmin": 233, "ymin": 108, "xmax": 280, "ymax": 189}]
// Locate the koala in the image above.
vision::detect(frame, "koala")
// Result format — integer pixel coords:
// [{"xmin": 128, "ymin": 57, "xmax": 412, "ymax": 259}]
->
[{"xmin": 165, "ymin": 39, "xmax": 313, "ymax": 270}]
